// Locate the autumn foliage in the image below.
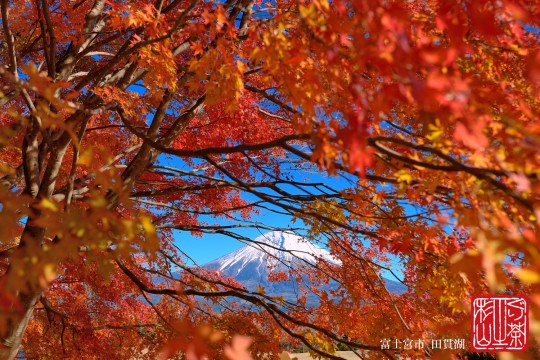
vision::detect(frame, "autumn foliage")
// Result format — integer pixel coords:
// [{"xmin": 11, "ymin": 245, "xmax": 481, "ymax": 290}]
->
[{"xmin": 0, "ymin": 0, "xmax": 540, "ymax": 359}]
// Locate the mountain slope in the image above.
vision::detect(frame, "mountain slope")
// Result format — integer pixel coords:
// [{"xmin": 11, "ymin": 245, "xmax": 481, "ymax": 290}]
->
[{"xmin": 203, "ymin": 231, "xmax": 406, "ymax": 305}]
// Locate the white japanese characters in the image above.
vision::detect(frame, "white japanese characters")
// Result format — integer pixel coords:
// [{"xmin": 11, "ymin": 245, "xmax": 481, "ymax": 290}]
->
[{"xmin": 380, "ymin": 338, "xmax": 466, "ymax": 351}]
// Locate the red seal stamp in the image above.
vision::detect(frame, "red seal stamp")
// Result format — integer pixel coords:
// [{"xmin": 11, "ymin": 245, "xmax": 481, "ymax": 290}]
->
[{"xmin": 472, "ymin": 296, "xmax": 528, "ymax": 351}]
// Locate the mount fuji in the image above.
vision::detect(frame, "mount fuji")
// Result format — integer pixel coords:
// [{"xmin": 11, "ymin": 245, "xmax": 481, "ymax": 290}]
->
[{"xmin": 202, "ymin": 231, "xmax": 406, "ymax": 306}]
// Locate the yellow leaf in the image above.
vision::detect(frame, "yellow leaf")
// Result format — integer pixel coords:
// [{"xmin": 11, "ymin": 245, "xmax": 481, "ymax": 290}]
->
[
  {"xmin": 141, "ymin": 216, "xmax": 156, "ymax": 235},
  {"xmin": 77, "ymin": 148, "xmax": 93, "ymax": 166},
  {"xmin": 315, "ymin": 0, "xmax": 329, "ymax": 12},
  {"xmin": 427, "ymin": 125, "xmax": 443, "ymax": 141},
  {"xmin": 516, "ymin": 268, "xmax": 540, "ymax": 284},
  {"xmin": 40, "ymin": 198, "xmax": 58, "ymax": 212},
  {"xmin": 43, "ymin": 263, "xmax": 57, "ymax": 283},
  {"xmin": 236, "ymin": 60, "xmax": 247, "ymax": 73},
  {"xmin": 90, "ymin": 196, "xmax": 107, "ymax": 208},
  {"xmin": 396, "ymin": 169, "xmax": 413, "ymax": 184}
]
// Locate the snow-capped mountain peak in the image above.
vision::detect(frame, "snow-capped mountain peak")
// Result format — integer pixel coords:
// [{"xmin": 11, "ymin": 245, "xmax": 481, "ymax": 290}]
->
[
  {"xmin": 204, "ymin": 231, "xmax": 336, "ymax": 278},
  {"xmin": 202, "ymin": 231, "xmax": 407, "ymax": 304}
]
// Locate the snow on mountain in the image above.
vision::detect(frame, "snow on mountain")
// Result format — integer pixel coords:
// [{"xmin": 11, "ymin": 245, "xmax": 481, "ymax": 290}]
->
[
  {"xmin": 202, "ymin": 231, "xmax": 406, "ymax": 305},
  {"xmin": 204, "ymin": 231, "xmax": 337, "ymax": 278}
]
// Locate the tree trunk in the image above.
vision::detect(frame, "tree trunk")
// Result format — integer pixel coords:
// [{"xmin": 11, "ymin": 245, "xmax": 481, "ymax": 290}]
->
[
  {"xmin": 0, "ymin": 219, "xmax": 45, "ymax": 359},
  {"xmin": 0, "ymin": 291, "xmax": 41, "ymax": 359}
]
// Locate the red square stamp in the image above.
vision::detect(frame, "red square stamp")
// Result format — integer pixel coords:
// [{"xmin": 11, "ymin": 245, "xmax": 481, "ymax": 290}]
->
[{"xmin": 472, "ymin": 296, "xmax": 528, "ymax": 351}]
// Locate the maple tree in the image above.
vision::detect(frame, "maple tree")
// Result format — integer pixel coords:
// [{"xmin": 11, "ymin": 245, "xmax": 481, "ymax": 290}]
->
[{"xmin": 0, "ymin": 0, "xmax": 540, "ymax": 358}]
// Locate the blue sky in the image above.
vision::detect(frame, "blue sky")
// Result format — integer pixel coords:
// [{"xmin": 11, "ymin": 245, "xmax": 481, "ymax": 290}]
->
[
  {"xmin": 164, "ymin": 158, "xmax": 408, "ymax": 282},
  {"xmin": 168, "ymin": 159, "xmax": 346, "ymax": 265}
]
